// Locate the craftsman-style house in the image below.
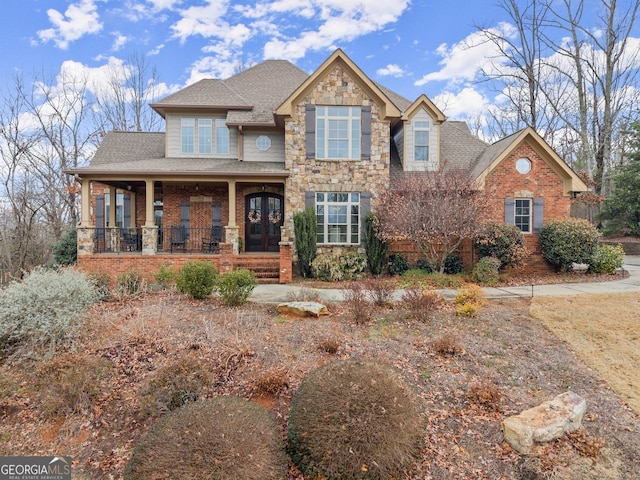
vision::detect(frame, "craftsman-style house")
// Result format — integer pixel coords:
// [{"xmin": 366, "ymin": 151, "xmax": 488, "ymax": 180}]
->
[{"xmin": 67, "ymin": 49, "xmax": 587, "ymax": 282}]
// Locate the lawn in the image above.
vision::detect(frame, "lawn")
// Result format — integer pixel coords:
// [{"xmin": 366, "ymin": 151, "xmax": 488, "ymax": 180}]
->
[{"xmin": 0, "ymin": 287, "xmax": 639, "ymax": 479}]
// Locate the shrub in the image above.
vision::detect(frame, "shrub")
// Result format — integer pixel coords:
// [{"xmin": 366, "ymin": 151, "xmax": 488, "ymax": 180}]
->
[
  {"xmin": 466, "ymin": 380, "xmax": 503, "ymax": 411},
  {"xmin": 175, "ymin": 261, "xmax": 219, "ymax": 300},
  {"xmin": 443, "ymin": 254, "xmax": 464, "ymax": 274},
  {"xmin": 52, "ymin": 228, "xmax": 77, "ymax": 265},
  {"xmin": 589, "ymin": 243, "xmax": 624, "ymax": 274},
  {"xmin": 115, "ymin": 270, "xmax": 146, "ymax": 298},
  {"xmin": 472, "ymin": 256, "xmax": 501, "ymax": 286},
  {"xmin": 454, "ymin": 284, "xmax": 487, "ymax": 318},
  {"xmin": 217, "ymin": 269, "xmax": 257, "ymax": 306},
  {"xmin": 388, "ymin": 253, "xmax": 410, "ymax": 275},
  {"xmin": 401, "ymin": 287, "xmax": 446, "ymax": 322},
  {"xmin": 125, "ymin": 397, "xmax": 287, "ymax": 480},
  {"xmin": 154, "ymin": 264, "xmax": 175, "ymax": 288},
  {"xmin": 317, "ymin": 337, "xmax": 341, "ymax": 354},
  {"xmin": 432, "ymin": 334, "xmax": 462, "ymax": 357},
  {"xmin": 36, "ymin": 354, "xmax": 112, "ymax": 416},
  {"xmin": 311, "ymin": 253, "xmax": 367, "ymax": 282},
  {"xmin": 0, "ymin": 267, "xmax": 98, "ymax": 359},
  {"xmin": 364, "ymin": 213, "xmax": 388, "ymax": 275},
  {"xmin": 88, "ymin": 270, "xmax": 112, "ymax": 301},
  {"xmin": 365, "ymin": 277, "xmax": 395, "ymax": 307},
  {"xmin": 343, "ymin": 282, "xmax": 372, "ymax": 324},
  {"xmin": 139, "ymin": 356, "xmax": 211, "ymax": 418},
  {"xmin": 539, "ymin": 218, "xmax": 601, "ymax": 272},
  {"xmin": 415, "ymin": 258, "xmax": 433, "ymax": 272},
  {"xmin": 475, "ymin": 222, "xmax": 528, "ymax": 268},
  {"xmin": 294, "ymin": 207, "xmax": 317, "ymax": 278},
  {"xmin": 288, "ymin": 359, "xmax": 424, "ymax": 480},
  {"xmin": 251, "ymin": 366, "xmax": 289, "ymax": 396}
]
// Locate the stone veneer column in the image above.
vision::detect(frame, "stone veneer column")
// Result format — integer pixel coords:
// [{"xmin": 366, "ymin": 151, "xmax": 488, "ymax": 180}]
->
[
  {"xmin": 142, "ymin": 226, "xmax": 157, "ymax": 255},
  {"xmin": 225, "ymin": 226, "xmax": 240, "ymax": 254},
  {"xmin": 76, "ymin": 227, "xmax": 94, "ymax": 256}
]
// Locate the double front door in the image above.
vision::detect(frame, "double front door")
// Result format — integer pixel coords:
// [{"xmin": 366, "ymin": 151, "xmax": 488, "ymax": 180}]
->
[{"xmin": 245, "ymin": 193, "xmax": 283, "ymax": 252}]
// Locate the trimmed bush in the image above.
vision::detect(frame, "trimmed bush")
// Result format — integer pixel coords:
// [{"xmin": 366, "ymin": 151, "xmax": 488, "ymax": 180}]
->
[
  {"xmin": 0, "ymin": 267, "xmax": 98, "ymax": 359},
  {"xmin": 154, "ymin": 264, "xmax": 175, "ymax": 288},
  {"xmin": 343, "ymin": 282, "xmax": 372, "ymax": 324},
  {"xmin": 443, "ymin": 254, "xmax": 464, "ymax": 274},
  {"xmin": 125, "ymin": 397, "xmax": 287, "ymax": 480},
  {"xmin": 388, "ymin": 253, "xmax": 410, "ymax": 275},
  {"xmin": 288, "ymin": 359, "xmax": 424, "ymax": 480},
  {"xmin": 475, "ymin": 222, "xmax": 527, "ymax": 268},
  {"xmin": 176, "ymin": 261, "xmax": 219, "ymax": 299},
  {"xmin": 589, "ymin": 243, "xmax": 625, "ymax": 274},
  {"xmin": 217, "ymin": 269, "xmax": 257, "ymax": 306},
  {"xmin": 539, "ymin": 218, "xmax": 601, "ymax": 272},
  {"xmin": 294, "ymin": 207, "xmax": 317, "ymax": 278},
  {"xmin": 364, "ymin": 213, "xmax": 388, "ymax": 275},
  {"xmin": 52, "ymin": 228, "xmax": 77, "ymax": 265},
  {"xmin": 311, "ymin": 253, "xmax": 367, "ymax": 282},
  {"xmin": 401, "ymin": 287, "xmax": 446, "ymax": 322},
  {"xmin": 472, "ymin": 256, "xmax": 501, "ymax": 286},
  {"xmin": 115, "ymin": 270, "xmax": 146, "ymax": 297},
  {"xmin": 454, "ymin": 284, "xmax": 487, "ymax": 318}
]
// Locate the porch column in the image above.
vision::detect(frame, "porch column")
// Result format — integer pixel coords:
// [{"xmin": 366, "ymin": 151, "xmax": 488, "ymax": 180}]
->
[
  {"xmin": 226, "ymin": 180, "xmax": 239, "ymax": 254},
  {"xmin": 108, "ymin": 186, "xmax": 117, "ymax": 227},
  {"xmin": 129, "ymin": 192, "xmax": 136, "ymax": 228},
  {"xmin": 80, "ymin": 179, "xmax": 91, "ymax": 226},
  {"xmin": 145, "ymin": 180, "xmax": 155, "ymax": 227}
]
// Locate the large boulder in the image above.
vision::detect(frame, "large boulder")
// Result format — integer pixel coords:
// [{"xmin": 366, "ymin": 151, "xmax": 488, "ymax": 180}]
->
[
  {"xmin": 276, "ymin": 301, "xmax": 329, "ymax": 317},
  {"xmin": 502, "ymin": 391, "xmax": 586, "ymax": 454}
]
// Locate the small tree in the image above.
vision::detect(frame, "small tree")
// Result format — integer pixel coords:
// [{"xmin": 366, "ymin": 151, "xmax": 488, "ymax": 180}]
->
[
  {"xmin": 293, "ymin": 208, "xmax": 317, "ymax": 278},
  {"xmin": 52, "ymin": 228, "xmax": 77, "ymax": 265},
  {"xmin": 376, "ymin": 169, "xmax": 489, "ymax": 273},
  {"xmin": 364, "ymin": 212, "xmax": 388, "ymax": 275}
]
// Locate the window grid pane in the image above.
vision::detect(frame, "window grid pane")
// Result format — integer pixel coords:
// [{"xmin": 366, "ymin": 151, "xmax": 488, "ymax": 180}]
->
[
  {"xmin": 181, "ymin": 119, "xmax": 194, "ymax": 153},
  {"xmin": 316, "ymin": 106, "xmax": 361, "ymax": 159},
  {"xmin": 514, "ymin": 199, "xmax": 531, "ymax": 232},
  {"xmin": 216, "ymin": 119, "xmax": 229, "ymax": 154},
  {"xmin": 198, "ymin": 119, "xmax": 212, "ymax": 154},
  {"xmin": 316, "ymin": 192, "xmax": 360, "ymax": 244}
]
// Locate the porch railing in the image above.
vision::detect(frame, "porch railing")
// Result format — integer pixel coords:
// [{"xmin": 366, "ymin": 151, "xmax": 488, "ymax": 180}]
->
[{"xmin": 93, "ymin": 227, "xmax": 143, "ymax": 253}]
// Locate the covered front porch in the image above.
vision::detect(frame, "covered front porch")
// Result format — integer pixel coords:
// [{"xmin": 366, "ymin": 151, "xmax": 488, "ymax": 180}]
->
[{"xmin": 74, "ymin": 174, "xmax": 293, "ymax": 283}]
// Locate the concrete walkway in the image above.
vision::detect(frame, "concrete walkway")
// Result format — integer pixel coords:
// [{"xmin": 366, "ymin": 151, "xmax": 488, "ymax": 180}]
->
[{"xmin": 250, "ymin": 256, "xmax": 640, "ymax": 303}]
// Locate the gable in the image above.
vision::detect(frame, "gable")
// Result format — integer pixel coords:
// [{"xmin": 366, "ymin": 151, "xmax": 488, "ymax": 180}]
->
[
  {"xmin": 275, "ymin": 49, "xmax": 401, "ymax": 121},
  {"xmin": 473, "ymin": 127, "xmax": 588, "ymax": 195}
]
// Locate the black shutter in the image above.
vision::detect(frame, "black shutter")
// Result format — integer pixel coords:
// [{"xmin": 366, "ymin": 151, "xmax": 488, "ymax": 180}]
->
[
  {"xmin": 123, "ymin": 194, "xmax": 131, "ymax": 229},
  {"xmin": 180, "ymin": 201, "xmax": 190, "ymax": 238},
  {"xmin": 305, "ymin": 105, "xmax": 315, "ymax": 159},
  {"xmin": 212, "ymin": 201, "xmax": 222, "ymax": 227},
  {"xmin": 359, "ymin": 192, "xmax": 371, "ymax": 244},
  {"xmin": 533, "ymin": 198, "xmax": 544, "ymax": 233},
  {"xmin": 304, "ymin": 191, "xmax": 315, "ymax": 211},
  {"xmin": 361, "ymin": 106, "xmax": 371, "ymax": 160},
  {"xmin": 504, "ymin": 198, "xmax": 515, "ymax": 225}
]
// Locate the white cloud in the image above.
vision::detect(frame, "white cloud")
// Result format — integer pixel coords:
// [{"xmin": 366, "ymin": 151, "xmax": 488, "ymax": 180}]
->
[
  {"xmin": 171, "ymin": 0, "xmax": 233, "ymax": 42},
  {"xmin": 37, "ymin": 0, "xmax": 103, "ymax": 50},
  {"xmin": 414, "ymin": 23, "xmax": 515, "ymax": 87},
  {"xmin": 184, "ymin": 56, "xmax": 241, "ymax": 84},
  {"xmin": 433, "ymin": 87, "xmax": 489, "ymax": 120},
  {"xmin": 377, "ymin": 64, "xmax": 404, "ymax": 78},
  {"xmin": 111, "ymin": 33, "xmax": 130, "ymax": 51}
]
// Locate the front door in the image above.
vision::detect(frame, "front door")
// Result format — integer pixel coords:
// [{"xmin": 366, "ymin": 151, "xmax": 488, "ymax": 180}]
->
[{"xmin": 245, "ymin": 193, "xmax": 283, "ymax": 252}]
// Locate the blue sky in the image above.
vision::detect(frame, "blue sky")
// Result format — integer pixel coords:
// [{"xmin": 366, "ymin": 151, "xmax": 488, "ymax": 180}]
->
[{"xmin": 3, "ymin": 0, "xmax": 640, "ymax": 122}]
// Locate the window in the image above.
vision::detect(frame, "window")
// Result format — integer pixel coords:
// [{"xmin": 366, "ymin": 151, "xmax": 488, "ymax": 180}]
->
[
  {"xmin": 181, "ymin": 119, "xmax": 195, "ymax": 153},
  {"xmin": 316, "ymin": 106, "xmax": 360, "ymax": 159},
  {"xmin": 198, "ymin": 119, "xmax": 212, "ymax": 154},
  {"xmin": 316, "ymin": 192, "xmax": 360, "ymax": 244},
  {"xmin": 514, "ymin": 199, "xmax": 531, "ymax": 233},
  {"xmin": 105, "ymin": 192, "xmax": 125, "ymax": 228},
  {"xmin": 256, "ymin": 135, "xmax": 271, "ymax": 151},
  {"xmin": 216, "ymin": 119, "xmax": 229, "ymax": 154},
  {"xmin": 414, "ymin": 120, "xmax": 430, "ymax": 161},
  {"xmin": 516, "ymin": 157, "xmax": 531, "ymax": 174}
]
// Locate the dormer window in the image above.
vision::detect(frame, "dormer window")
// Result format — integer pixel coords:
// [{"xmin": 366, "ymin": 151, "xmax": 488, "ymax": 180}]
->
[
  {"xmin": 181, "ymin": 117, "xmax": 229, "ymax": 155},
  {"xmin": 414, "ymin": 120, "xmax": 430, "ymax": 161},
  {"xmin": 181, "ymin": 119, "xmax": 195, "ymax": 154}
]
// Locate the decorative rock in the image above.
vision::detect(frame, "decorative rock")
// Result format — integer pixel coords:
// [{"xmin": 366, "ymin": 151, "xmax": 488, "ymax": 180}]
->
[
  {"xmin": 502, "ymin": 391, "xmax": 586, "ymax": 454},
  {"xmin": 276, "ymin": 301, "xmax": 329, "ymax": 317}
]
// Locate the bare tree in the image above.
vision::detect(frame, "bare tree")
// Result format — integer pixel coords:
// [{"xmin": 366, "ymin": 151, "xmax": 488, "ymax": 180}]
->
[
  {"xmin": 93, "ymin": 51, "xmax": 163, "ymax": 133},
  {"xmin": 375, "ymin": 169, "xmax": 490, "ymax": 273}
]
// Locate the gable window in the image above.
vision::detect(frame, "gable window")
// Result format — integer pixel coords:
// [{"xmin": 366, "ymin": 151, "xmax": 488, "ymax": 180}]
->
[
  {"xmin": 198, "ymin": 119, "xmax": 212, "ymax": 154},
  {"xmin": 316, "ymin": 192, "xmax": 360, "ymax": 244},
  {"xmin": 316, "ymin": 106, "xmax": 361, "ymax": 159},
  {"xmin": 216, "ymin": 119, "xmax": 229, "ymax": 154},
  {"xmin": 414, "ymin": 120, "xmax": 430, "ymax": 161},
  {"xmin": 181, "ymin": 119, "xmax": 195, "ymax": 153},
  {"xmin": 514, "ymin": 199, "xmax": 531, "ymax": 233}
]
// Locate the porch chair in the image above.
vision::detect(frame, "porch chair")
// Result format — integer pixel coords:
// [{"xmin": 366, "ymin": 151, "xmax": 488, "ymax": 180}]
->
[
  {"xmin": 201, "ymin": 225, "xmax": 222, "ymax": 253},
  {"xmin": 123, "ymin": 230, "xmax": 140, "ymax": 252},
  {"xmin": 170, "ymin": 226, "xmax": 187, "ymax": 253}
]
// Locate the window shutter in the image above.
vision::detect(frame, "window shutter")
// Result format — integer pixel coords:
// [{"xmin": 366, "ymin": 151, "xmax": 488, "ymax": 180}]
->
[
  {"xmin": 212, "ymin": 201, "xmax": 222, "ymax": 227},
  {"xmin": 360, "ymin": 192, "xmax": 371, "ymax": 245},
  {"xmin": 123, "ymin": 194, "xmax": 131, "ymax": 229},
  {"xmin": 95, "ymin": 195, "xmax": 105, "ymax": 228},
  {"xmin": 180, "ymin": 201, "xmax": 190, "ymax": 238},
  {"xmin": 361, "ymin": 106, "xmax": 371, "ymax": 160},
  {"xmin": 305, "ymin": 105, "xmax": 315, "ymax": 159},
  {"xmin": 533, "ymin": 198, "xmax": 544, "ymax": 233},
  {"xmin": 504, "ymin": 198, "xmax": 515, "ymax": 225},
  {"xmin": 304, "ymin": 191, "xmax": 315, "ymax": 211}
]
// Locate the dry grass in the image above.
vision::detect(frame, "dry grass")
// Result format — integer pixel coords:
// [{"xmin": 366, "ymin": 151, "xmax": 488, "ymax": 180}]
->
[{"xmin": 530, "ymin": 292, "xmax": 640, "ymax": 414}]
